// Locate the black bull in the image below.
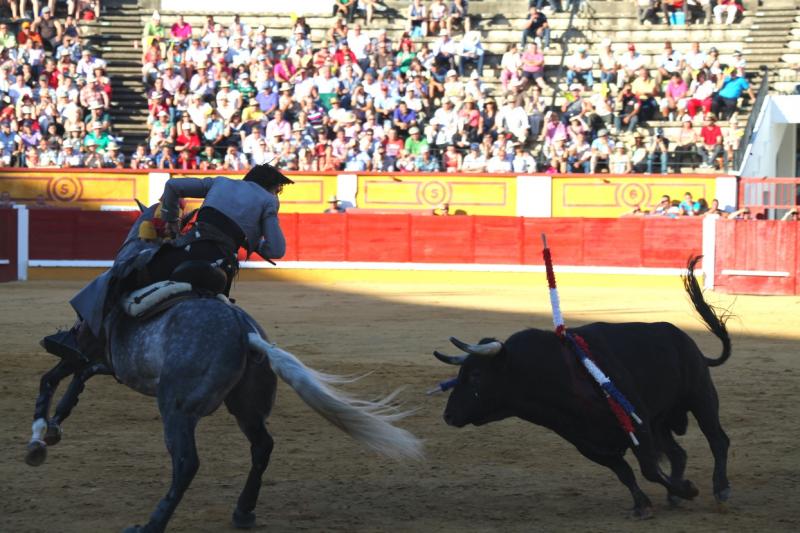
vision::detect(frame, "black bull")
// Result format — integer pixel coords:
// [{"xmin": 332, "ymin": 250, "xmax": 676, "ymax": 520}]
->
[{"xmin": 433, "ymin": 256, "xmax": 731, "ymax": 517}]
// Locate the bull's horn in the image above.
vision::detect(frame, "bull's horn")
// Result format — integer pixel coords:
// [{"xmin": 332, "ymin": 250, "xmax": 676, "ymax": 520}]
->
[
  {"xmin": 135, "ymin": 198, "xmax": 147, "ymax": 212},
  {"xmin": 433, "ymin": 350, "xmax": 467, "ymax": 365},
  {"xmin": 449, "ymin": 337, "xmax": 503, "ymax": 356}
]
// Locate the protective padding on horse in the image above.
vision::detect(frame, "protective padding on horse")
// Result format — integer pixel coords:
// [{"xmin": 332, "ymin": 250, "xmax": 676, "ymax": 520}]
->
[{"xmin": 122, "ymin": 281, "xmax": 193, "ymax": 318}]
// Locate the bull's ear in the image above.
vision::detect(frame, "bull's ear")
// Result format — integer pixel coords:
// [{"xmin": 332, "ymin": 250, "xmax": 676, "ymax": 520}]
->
[{"xmin": 135, "ymin": 198, "xmax": 147, "ymax": 212}]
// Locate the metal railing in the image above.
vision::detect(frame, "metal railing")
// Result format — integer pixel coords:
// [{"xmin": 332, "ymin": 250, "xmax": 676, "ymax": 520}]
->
[
  {"xmin": 739, "ymin": 177, "xmax": 800, "ymax": 220},
  {"xmin": 733, "ymin": 66, "xmax": 770, "ymax": 172}
]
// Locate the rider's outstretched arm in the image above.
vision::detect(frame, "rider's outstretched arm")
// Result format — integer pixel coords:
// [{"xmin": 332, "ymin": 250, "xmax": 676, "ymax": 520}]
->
[
  {"xmin": 257, "ymin": 193, "xmax": 286, "ymax": 260},
  {"xmin": 160, "ymin": 177, "xmax": 215, "ymax": 222}
]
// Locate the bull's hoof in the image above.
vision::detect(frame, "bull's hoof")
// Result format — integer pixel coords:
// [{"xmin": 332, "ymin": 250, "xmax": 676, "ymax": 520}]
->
[
  {"xmin": 667, "ymin": 493, "xmax": 682, "ymax": 508},
  {"xmin": 632, "ymin": 505, "xmax": 654, "ymax": 520},
  {"xmin": 670, "ymin": 479, "xmax": 699, "ymax": 500},
  {"xmin": 715, "ymin": 486, "xmax": 731, "ymax": 503},
  {"xmin": 25, "ymin": 440, "xmax": 47, "ymax": 467},
  {"xmin": 44, "ymin": 423, "xmax": 62, "ymax": 446},
  {"xmin": 232, "ymin": 508, "xmax": 256, "ymax": 529}
]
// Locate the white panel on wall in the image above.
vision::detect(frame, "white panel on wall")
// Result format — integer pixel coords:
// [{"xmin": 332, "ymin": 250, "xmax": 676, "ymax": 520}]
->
[
  {"xmin": 148, "ymin": 173, "xmax": 171, "ymax": 206},
  {"xmin": 714, "ymin": 177, "xmax": 738, "ymax": 212},
  {"xmin": 336, "ymin": 174, "xmax": 358, "ymax": 209},
  {"xmin": 516, "ymin": 175, "xmax": 552, "ymax": 217}
]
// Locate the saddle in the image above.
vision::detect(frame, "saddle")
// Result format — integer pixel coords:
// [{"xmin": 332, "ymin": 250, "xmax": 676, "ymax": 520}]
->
[{"xmin": 122, "ymin": 260, "xmax": 230, "ymax": 321}]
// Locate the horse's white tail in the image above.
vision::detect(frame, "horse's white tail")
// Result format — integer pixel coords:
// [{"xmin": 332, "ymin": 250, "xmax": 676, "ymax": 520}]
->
[{"xmin": 248, "ymin": 333, "xmax": 423, "ymax": 460}]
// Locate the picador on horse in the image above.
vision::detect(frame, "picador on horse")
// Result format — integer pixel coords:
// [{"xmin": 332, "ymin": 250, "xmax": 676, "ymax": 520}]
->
[{"xmin": 37, "ymin": 163, "xmax": 293, "ymax": 402}]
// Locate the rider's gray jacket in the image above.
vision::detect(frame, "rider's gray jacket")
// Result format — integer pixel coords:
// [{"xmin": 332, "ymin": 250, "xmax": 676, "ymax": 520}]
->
[{"xmin": 160, "ymin": 176, "xmax": 286, "ymax": 258}]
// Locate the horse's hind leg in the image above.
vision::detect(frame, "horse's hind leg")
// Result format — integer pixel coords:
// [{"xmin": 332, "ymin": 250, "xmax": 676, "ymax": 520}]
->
[
  {"xmin": 225, "ymin": 363, "xmax": 277, "ymax": 529},
  {"xmin": 26, "ymin": 359, "xmax": 76, "ymax": 466},
  {"xmin": 126, "ymin": 412, "xmax": 199, "ymax": 533},
  {"xmin": 231, "ymin": 414, "xmax": 274, "ymax": 529}
]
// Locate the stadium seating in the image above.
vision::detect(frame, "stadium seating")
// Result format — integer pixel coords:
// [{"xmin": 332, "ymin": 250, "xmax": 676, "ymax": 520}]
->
[{"xmin": 68, "ymin": 0, "xmax": 800, "ymax": 172}]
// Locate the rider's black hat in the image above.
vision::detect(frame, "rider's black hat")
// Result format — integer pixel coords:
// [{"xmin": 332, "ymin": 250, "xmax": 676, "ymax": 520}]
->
[{"xmin": 242, "ymin": 163, "xmax": 294, "ymax": 190}]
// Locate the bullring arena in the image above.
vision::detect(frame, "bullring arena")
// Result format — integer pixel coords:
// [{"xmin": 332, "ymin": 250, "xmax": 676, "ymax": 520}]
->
[
  {"xmin": 2, "ymin": 0, "xmax": 800, "ymax": 530},
  {"xmin": 1, "ymin": 269, "xmax": 798, "ymax": 532}
]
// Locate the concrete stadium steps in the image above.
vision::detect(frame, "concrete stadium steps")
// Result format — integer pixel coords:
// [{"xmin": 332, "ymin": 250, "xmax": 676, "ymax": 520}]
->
[{"xmin": 81, "ymin": 0, "xmax": 148, "ymax": 152}]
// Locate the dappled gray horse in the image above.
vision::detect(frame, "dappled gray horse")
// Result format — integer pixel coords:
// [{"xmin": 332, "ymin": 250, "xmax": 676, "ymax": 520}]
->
[{"xmin": 26, "ymin": 210, "xmax": 422, "ymax": 533}]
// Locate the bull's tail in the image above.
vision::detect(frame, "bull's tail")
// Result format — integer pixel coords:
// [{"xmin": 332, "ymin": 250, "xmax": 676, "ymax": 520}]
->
[
  {"xmin": 682, "ymin": 255, "xmax": 732, "ymax": 367},
  {"xmin": 247, "ymin": 333, "xmax": 423, "ymax": 460}
]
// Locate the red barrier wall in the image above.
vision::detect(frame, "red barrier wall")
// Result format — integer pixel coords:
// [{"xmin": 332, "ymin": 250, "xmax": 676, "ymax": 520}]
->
[
  {"xmin": 27, "ymin": 211, "xmax": 704, "ymax": 269},
  {"xmin": 714, "ymin": 220, "xmax": 800, "ymax": 295},
  {"xmin": 0, "ymin": 208, "xmax": 17, "ymax": 282}
]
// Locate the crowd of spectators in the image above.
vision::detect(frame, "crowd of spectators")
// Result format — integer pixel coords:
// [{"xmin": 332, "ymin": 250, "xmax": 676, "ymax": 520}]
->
[
  {"xmin": 627, "ymin": 191, "xmax": 799, "ymax": 221},
  {"xmin": 0, "ymin": 1, "xmax": 757, "ymax": 174},
  {"xmin": 0, "ymin": 2, "xmax": 121, "ymax": 169}
]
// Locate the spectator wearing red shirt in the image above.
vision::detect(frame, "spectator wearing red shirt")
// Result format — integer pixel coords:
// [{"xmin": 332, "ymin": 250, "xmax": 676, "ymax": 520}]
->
[
  {"xmin": 175, "ymin": 122, "xmax": 201, "ymax": 160},
  {"xmin": 698, "ymin": 115, "xmax": 723, "ymax": 169},
  {"xmin": 176, "ymin": 146, "xmax": 199, "ymax": 169},
  {"xmin": 333, "ymin": 41, "xmax": 357, "ymax": 67},
  {"xmin": 17, "ymin": 21, "xmax": 44, "ymax": 47}
]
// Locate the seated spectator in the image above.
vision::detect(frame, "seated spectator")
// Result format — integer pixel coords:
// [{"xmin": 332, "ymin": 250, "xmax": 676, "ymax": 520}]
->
[
  {"xmin": 486, "ymin": 145, "xmax": 512, "ymax": 173},
  {"xmin": 142, "ymin": 11, "xmax": 166, "ymax": 56},
  {"xmin": 441, "ymin": 143, "xmax": 462, "ymax": 172},
  {"xmin": 83, "ymin": 138, "xmax": 103, "ymax": 167},
  {"xmin": 662, "ymin": 0, "xmax": 688, "ymax": 26},
  {"xmin": 458, "ymin": 31, "xmax": 484, "ymax": 77},
  {"xmin": 597, "ymin": 39, "xmax": 618, "ymax": 87},
  {"xmin": 564, "ymin": 132, "xmax": 590, "ymax": 173},
  {"xmin": 637, "ymin": 0, "xmax": 659, "ymax": 24},
  {"xmin": 333, "ymin": 0, "xmax": 357, "ymax": 24},
  {"xmin": 679, "ymin": 191, "xmax": 701, "ymax": 215},
  {"xmin": 429, "ymin": 0, "xmax": 448, "ymax": 36},
  {"xmin": 697, "ymin": 114, "xmax": 723, "ymax": 169},
  {"xmin": 497, "ymin": 94, "xmax": 529, "ymax": 144},
  {"xmin": 712, "ymin": 67, "xmax": 754, "ymax": 120},
  {"xmin": 566, "ymin": 45, "xmax": 594, "ymax": 88},
  {"xmin": 521, "ymin": 42, "xmax": 546, "ymax": 91},
  {"xmin": 512, "ymin": 143, "xmax": 537, "ymax": 173},
  {"xmin": 415, "ymin": 144, "xmax": 440, "ymax": 171},
  {"xmin": 32, "ymin": 6, "xmax": 62, "ymax": 52},
  {"xmin": 103, "ymin": 141, "xmax": 125, "ymax": 168},
  {"xmin": 614, "ymin": 83, "xmax": 640, "ymax": 133},
  {"xmin": 17, "ymin": 21, "xmax": 43, "ymax": 48},
  {"xmin": 722, "ymin": 117, "xmax": 741, "ymax": 171},
  {"xmin": 653, "ymin": 194, "xmax": 672, "ymax": 216},
  {"xmin": 616, "ymin": 43, "xmax": 646, "ymax": 88},
  {"xmin": 703, "ymin": 198, "xmax": 727, "ymax": 218},
  {"xmin": 590, "ymin": 128, "xmax": 613, "ymax": 173},
  {"xmin": 647, "ymin": 128, "xmax": 670, "ymax": 173},
  {"xmin": 673, "ymin": 116, "xmax": 700, "ymax": 169},
  {"xmin": 521, "ymin": 6, "xmax": 550, "ymax": 49},
  {"xmin": 630, "ymin": 67, "xmax": 658, "ymax": 121},
  {"xmin": 661, "ymin": 72, "xmax": 688, "ymax": 120},
  {"xmin": 407, "ymin": 0, "xmax": 427, "ymax": 38},
  {"xmin": 685, "ymin": 69, "xmax": 714, "ymax": 118},
  {"xmin": 714, "ymin": 0, "xmax": 743, "ymax": 25},
  {"xmin": 688, "ymin": 0, "xmax": 713, "ymax": 25},
  {"xmin": 461, "ymin": 142, "xmax": 486, "ymax": 172},
  {"xmin": 543, "ymin": 135, "xmax": 567, "ymax": 173},
  {"xmin": 609, "ymin": 144, "xmax": 632, "ymax": 173},
  {"xmin": 448, "ymin": 0, "xmax": 470, "ymax": 33}
]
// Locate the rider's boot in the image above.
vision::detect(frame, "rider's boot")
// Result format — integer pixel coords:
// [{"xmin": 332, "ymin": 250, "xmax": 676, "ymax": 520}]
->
[{"xmin": 40, "ymin": 323, "xmax": 88, "ymax": 364}]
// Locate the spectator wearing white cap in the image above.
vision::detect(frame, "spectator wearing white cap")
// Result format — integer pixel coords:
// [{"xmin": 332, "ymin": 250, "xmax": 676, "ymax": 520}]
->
[
  {"xmin": 102, "ymin": 141, "xmax": 125, "ymax": 168},
  {"xmin": 566, "ymin": 44, "xmax": 594, "ymax": 88},
  {"xmin": 58, "ymin": 140, "xmax": 84, "ymax": 168}
]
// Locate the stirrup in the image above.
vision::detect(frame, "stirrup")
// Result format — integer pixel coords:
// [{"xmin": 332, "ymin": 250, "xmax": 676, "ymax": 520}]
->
[{"xmin": 40, "ymin": 330, "xmax": 86, "ymax": 364}]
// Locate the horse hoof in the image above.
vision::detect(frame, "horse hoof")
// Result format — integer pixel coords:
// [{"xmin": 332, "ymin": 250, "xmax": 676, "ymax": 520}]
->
[
  {"xmin": 25, "ymin": 440, "xmax": 47, "ymax": 467},
  {"xmin": 44, "ymin": 423, "xmax": 62, "ymax": 446},
  {"xmin": 667, "ymin": 493, "xmax": 682, "ymax": 508},
  {"xmin": 682, "ymin": 479, "xmax": 699, "ymax": 500},
  {"xmin": 632, "ymin": 505, "xmax": 654, "ymax": 520},
  {"xmin": 232, "ymin": 508, "xmax": 256, "ymax": 529}
]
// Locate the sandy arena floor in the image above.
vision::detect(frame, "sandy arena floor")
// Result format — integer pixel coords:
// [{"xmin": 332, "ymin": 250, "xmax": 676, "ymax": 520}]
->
[{"xmin": 1, "ymin": 275, "xmax": 798, "ymax": 532}]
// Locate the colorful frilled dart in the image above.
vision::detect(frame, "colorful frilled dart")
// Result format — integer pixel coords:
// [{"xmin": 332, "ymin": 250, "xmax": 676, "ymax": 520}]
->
[{"xmin": 541, "ymin": 234, "xmax": 643, "ymax": 446}]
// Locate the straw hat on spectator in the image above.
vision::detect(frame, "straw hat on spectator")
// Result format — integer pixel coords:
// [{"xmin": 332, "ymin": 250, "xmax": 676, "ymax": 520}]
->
[
  {"xmin": 107, "ymin": 141, "xmax": 120, "ymax": 150},
  {"xmin": 279, "ymin": 82, "xmax": 292, "ymax": 92},
  {"xmin": 90, "ymin": 102, "xmax": 103, "ymax": 110},
  {"xmin": 219, "ymin": 80, "xmax": 231, "ymax": 88},
  {"xmin": 292, "ymin": 123, "xmax": 303, "ymax": 132},
  {"xmin": 446, "ymin": 69, "xmax": 458, "ymax": 78},
  {"xmin": 343, "ymin": 111, "xmax": 356, "ymax": 123},
  {"xmin": 409, "ymin": 126, "xmax": 420, "ymax": 135},
  {"xmin": 85, "ymin": 138, "xmax": 97, "ymax": 147}
]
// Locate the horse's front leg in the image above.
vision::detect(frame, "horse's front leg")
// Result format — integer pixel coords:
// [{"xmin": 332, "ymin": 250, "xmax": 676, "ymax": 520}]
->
[{"xmin": 26, "ymin": 359, "xmax": 77, "ymax": 466}]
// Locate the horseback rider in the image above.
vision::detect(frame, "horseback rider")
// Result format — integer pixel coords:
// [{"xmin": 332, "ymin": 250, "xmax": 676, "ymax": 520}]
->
[{"xmin": 41, "ymin": 163, "xmax": 293, "ymax": 364}]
